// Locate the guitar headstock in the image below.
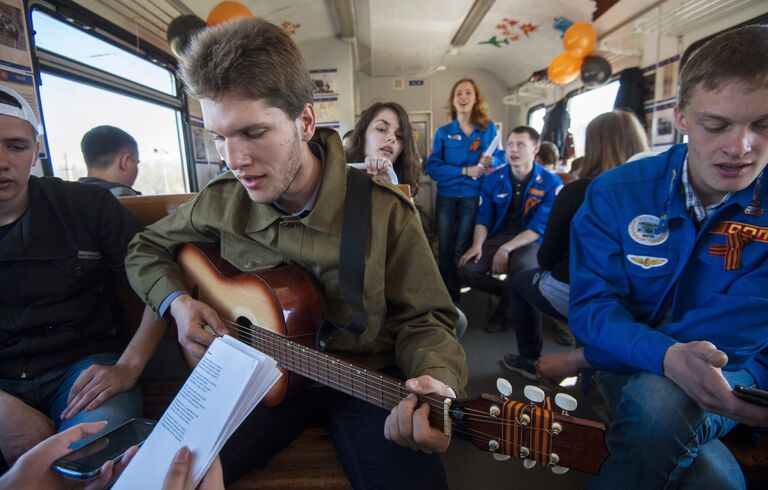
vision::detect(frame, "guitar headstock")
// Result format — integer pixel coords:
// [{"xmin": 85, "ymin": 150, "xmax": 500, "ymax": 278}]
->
[{"xmin": 450, "ymin": 383, "xmax": 609, "ymax": 475}]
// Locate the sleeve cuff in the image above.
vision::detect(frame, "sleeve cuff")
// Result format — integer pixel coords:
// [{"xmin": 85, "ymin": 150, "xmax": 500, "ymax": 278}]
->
[{"xmin": 158, "ymin": 290, "xmax": 187, "ymax": 318}]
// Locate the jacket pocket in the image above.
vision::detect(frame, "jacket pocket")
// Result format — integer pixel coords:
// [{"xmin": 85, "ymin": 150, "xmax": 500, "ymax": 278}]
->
[
  {"xmin": 443, "ymin": 138, "xmax": 467, "ymax": 165},
  {"xmin": 220, "ymin": 232, "xmax": 284, "ymax": 271}
]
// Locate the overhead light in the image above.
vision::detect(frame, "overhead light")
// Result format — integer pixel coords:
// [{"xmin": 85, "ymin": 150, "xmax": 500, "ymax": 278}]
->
[
  {"xmin": 450, "ymin": 0, "xmax": 496, "ymax": 49},
  {"xmin": 333, "ymin": 0, "xmax": 357, "ymax": 40},
  {"xmin": 448, "ymin": 47, "xmax": 459, "ymax": 55}
]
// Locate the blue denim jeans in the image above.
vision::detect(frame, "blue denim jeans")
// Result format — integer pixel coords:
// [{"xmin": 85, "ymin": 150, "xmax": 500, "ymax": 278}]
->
[
  {"xmin": 588, "ymin": 369, "xmax": 751, "ymax": 490},
  {"xmin": 435, "ymin": 195, "xmax": 478, "ymax": 301},
  {"xmin": 0, "ymin": 353, "xmax": 142, "ymax": 448}
]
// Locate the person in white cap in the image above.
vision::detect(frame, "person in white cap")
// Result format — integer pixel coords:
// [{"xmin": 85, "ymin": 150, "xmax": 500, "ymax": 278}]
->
[{"xmin": 0, "ymin": 84, "xmax": 164, "ymax": 466}]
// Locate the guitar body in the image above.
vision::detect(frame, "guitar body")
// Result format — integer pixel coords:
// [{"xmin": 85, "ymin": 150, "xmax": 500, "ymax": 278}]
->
[{"xmin": 177, "ymin": 243, "xmax": 323, "ymax": 406}]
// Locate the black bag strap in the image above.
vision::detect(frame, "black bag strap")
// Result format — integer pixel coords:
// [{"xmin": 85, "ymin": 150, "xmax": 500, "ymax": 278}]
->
[{"xmin": 316, "ymin": 169, "xmax": 373, "ymax": 350}]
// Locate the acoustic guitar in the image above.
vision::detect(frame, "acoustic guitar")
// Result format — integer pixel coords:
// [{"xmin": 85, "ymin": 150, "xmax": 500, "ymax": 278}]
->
[{"xmin": 177, "ymin": 243, "xmax": 609, "ymax": 475}]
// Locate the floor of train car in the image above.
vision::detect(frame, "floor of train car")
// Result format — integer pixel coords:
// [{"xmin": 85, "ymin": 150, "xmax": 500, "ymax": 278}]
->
[{"xmin": 442, "ymin": 288, "xmax": 597, "ymax": 490}]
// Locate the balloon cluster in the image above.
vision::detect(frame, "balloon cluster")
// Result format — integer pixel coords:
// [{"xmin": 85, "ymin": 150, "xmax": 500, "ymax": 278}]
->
[
  {"xmin": 166, "ymin": 1, "xmax": 253, "ymax": 59},
  {"xmin": 547, "ymin": 22, "xmax": 611, "ymax": 87}
]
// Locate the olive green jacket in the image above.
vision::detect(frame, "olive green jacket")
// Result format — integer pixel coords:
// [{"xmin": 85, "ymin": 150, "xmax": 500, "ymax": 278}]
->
[{"xmin": 125, "ymin": 128, "xmax": 467, "ymax": 394}]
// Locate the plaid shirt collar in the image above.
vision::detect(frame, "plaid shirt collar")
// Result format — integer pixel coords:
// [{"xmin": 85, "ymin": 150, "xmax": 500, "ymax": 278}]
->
[{"xmin": 682, "ymin": 154, "xmax": 733, "ymax": 224}]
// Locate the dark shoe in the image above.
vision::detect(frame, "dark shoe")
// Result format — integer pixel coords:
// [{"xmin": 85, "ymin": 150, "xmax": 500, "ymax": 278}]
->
[
  {"xmin": 501, "ymin": 354, "xmax": 538, "ymax": 380},
  {"xmin": 555, "ymin": 324, "xmax": 576, "ymax": 346}
]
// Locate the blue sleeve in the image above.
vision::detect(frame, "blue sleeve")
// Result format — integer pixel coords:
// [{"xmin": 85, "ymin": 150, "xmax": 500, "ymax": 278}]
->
[
  {"xmin": 526, "ymin": 175, "xmax": 562, "ymax": 237},
  {"xmin": 475, "ymin": 177, "xmax": 495, "ymax": 229},
  {"xmin": 425, "ymin": 128, "xmax": 463, "ymax": 181},
  {"xmin": 569, "ymin": 184, "xmax": 678, "ymax": 375},
  {"xmin": 158, "ymin": 289, "xmax": 187, "ymax": 318},
  {"xmin": 572, "ymin": 184, "xmax": 768, "ymax": 375}
]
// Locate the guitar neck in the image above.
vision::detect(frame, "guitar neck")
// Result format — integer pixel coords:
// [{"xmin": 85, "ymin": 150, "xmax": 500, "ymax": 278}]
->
[{"xmin": 244, "ymin": 325, "xmax": 443, "ymax": 416}]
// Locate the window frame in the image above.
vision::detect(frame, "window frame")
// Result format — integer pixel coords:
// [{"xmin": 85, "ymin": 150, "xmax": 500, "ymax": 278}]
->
[{"xmin": 27, "ymin": 2, "xmax": 198, "ymax": 191}]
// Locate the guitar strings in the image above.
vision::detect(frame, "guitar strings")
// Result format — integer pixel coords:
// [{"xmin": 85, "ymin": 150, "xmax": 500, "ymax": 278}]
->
[{"xmin": 217, "ymin": 319, "xmax": 562, "ymax": 438}]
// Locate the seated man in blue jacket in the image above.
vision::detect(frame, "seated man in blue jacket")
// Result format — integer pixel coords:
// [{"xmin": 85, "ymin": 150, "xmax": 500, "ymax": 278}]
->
[
  {"xmin": 568, "ymin": 25, "xmax": 768, "ymax": 489},
  {"xmin": 458, "ymin": 126, "xmax": 561, "ymax": 343}
]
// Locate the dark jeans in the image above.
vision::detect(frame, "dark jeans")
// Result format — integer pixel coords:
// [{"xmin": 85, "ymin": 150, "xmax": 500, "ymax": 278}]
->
[
  {"xmin": 435, "ymin": 195, "xmax": 478, "ymax": 301},
  {"xmin": 220, "ymin": 384, "xmax": 448, "ymax": 489},
  {"xmin": 509, "ymin": 267, "xmax": 566, "ymax": 360}
]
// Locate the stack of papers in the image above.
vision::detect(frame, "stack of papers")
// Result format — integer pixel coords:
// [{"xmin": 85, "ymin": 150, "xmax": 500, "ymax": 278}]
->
[{"xmin": 113, "ymin": 335, "xmax": 282, "ymax": 488}]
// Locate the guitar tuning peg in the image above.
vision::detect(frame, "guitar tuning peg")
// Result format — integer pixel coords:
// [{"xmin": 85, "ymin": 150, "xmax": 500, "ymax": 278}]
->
[
  {"xmin": 551, "ymin": 465, "xmax": 570, "ymax": 475},
  {"xmin": 524, "ymin": 385, "xmax": 545, "ymax": 404},
  {"xmin": 555, "ymin": 393, "xmax": 578, "ymax": 414},
  {"xmin": 493, "ymin": 453, "xmax": 512, "ymax": 461},
  {"xmin": 523, "ymin": 459, "xmax": 537, "ymax": 469},
  {"xmin": 496, "ymin": 378, "xmax": 513, "ymax": 398}
]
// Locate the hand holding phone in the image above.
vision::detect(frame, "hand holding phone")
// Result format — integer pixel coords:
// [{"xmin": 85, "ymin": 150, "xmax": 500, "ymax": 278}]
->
[
  {"xmin": 53, "ymin": 418, "xmax": 156, "ymax": 480},
  {"xmin": 733, "ymin": 385, "xmax": 768, "ymax": 408}
]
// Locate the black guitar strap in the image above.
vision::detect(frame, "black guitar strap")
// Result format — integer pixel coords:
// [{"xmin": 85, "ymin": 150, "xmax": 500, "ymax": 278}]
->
[{"xmin": 316, "ymin": 168, "xmax": 373, "ymax": 350}]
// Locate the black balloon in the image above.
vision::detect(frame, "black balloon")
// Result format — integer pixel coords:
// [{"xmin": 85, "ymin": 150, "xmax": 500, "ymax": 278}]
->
[
  {"xmin": 167, "ymin": 15, "xmax": 207, "ymax": 58},
  {"xmin": 580, "ymin": 55, "xmax": 612, "ymax": 88}
]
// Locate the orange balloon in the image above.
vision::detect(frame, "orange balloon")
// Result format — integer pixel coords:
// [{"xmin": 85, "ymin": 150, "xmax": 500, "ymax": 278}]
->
[
  {"xmin": 563, "ymin": 22, "xmax": 597, "ymax": 58},
  {"xmin": 548, "ymin": 53, "xmax": 583, "ymax": 85},
  {"xmin": 207, "ymin": 1, "xmax": 253, "ymax": 26}
]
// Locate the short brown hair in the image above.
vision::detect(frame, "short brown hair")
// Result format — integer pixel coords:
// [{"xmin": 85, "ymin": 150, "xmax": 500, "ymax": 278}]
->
[
  {"xmin": 678, "ymin": 25, "xmax": 768, "ymax": 109},
  {"xmin": 581, "ymin": 110, "xmax": 648, "ymax": 180},
  {"xmin": 448, "ymin": 78, "xmax": 491, "ymax": 130},
  {"xmin": 536, "ymin": 141, "xmax": 559, "ymax": 166},
  {"xmin": 179, "ymin": 18, "xmax": 313, "ymax": 118},
  {"xmin": 345, "ymin": 102, "xmax": 421, "ymax": 195}
]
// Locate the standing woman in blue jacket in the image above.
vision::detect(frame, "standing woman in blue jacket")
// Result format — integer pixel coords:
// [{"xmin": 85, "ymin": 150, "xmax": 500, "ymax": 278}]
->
[{"xmin": 425, "ymin": 78, "xmax": 504, "ymax": 301}]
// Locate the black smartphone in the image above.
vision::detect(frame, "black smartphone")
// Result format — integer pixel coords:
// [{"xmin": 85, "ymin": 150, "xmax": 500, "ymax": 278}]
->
[
  {"xmin": 733, "ymin": 385, "xmax": 768, "ymax": 408},
  {"xmin": 52, "ymin": 418, "xmax": 156, "ymax": 480}
]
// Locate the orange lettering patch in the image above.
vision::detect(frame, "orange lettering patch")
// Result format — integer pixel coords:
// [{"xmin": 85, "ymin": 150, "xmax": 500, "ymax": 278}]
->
[
  {"xmin": 528, "ymin": 188, "xmax": 545, "ymax": 197},
  {"xmin": 469, "ymin": 138, "xmax": 481, "ymax": 151},
  {"xmin": 710, "ymin": 221, "xmax": 768, "ymax": 243}
]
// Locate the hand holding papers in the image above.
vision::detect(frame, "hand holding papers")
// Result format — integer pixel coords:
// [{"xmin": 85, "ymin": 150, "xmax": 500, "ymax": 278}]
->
[
  {"xmin": 471, "ymin": 132, "xmax": 502, "ymax": 180},
  {"xmin": 113, "ymin": 336, "xmax": 281, "ymax": 489}
]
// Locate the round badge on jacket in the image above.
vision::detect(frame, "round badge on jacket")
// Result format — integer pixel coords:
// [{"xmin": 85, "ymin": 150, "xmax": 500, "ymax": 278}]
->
[{"xmin": 628, "ymin": 214, "xmax": 669, "ymax": 246}]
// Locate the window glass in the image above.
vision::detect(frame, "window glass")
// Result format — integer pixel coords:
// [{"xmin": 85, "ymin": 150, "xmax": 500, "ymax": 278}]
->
[
  {"xmin": 528, "ymin": 106, "xmax": 546, "ymax": 134},
  {"xmin": 38, "ymin": 73, "xmax": 187, "ymax": 195},
  {"xmin": 32, "ymin": 10, "xmax": 175, "ymax": 96},
  {"xmin": 567, "ymin": 81, "xmax": 620, "ymax": 157}
]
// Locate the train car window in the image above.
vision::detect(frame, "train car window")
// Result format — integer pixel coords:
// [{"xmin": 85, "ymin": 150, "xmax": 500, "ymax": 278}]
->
[
  {"xmin": 30, "ymin": 9, "xmax": 189, "ymax": 194},
  {"xmin": 567, "ymin": 80, "xmax": 620, "ymax": 157},
  {"xmin": 32, "ymin": 10, "xmax": 175, "ymax": 96},
  {"xmin": 528, "ymin": 106, "xmax": 546, "ymax": 134},
  {"xmin": 38, "ymin": 73, "xmax": 187, "ymax": 194}
]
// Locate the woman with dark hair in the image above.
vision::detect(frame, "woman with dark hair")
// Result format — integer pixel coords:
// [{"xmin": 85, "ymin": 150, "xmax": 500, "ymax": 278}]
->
[
  {"xmin": 425, "ymin": 78, "xmax": 504, "ymax": 302},
  {"xmin": 345, "ymin": 101, "xmax": 421, "ymax": 195},
  {"xmin": 501, "ymin": 110, "xmax": 649, "ymax": 380}
]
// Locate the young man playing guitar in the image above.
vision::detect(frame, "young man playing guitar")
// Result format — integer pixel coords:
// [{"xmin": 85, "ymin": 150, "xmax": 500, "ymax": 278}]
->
[{"xmin": 125, "ymin": 18, "xmax": 467, "ymax": 488}]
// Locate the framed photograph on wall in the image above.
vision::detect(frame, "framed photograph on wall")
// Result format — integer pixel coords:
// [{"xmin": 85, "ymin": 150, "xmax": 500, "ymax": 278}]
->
[{"xmin": 408, "ymin": 111, "xmax": 432, "ymax": 163}]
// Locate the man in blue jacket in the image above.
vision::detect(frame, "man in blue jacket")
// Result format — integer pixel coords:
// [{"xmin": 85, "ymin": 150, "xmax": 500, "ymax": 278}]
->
[
  {"xmin": 459, "ymin": 126, "xmax": 561, "ymax": 342},
  {"xmin": 569, "ymin": 25, "xmax": 768, "ymax": 489}
]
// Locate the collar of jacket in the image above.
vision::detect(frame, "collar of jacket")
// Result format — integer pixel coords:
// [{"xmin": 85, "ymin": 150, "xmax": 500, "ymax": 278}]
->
[
  {"xmin": 243, "ymin": 127, "xmax": 347, "ymax": 237},
  {"xmin": 663, "ymin": 144, "xmax": 766, "ymax": 225},
  {"xmin": 0, "ymin": 177, "xmax": 78, "ymax": 262}
]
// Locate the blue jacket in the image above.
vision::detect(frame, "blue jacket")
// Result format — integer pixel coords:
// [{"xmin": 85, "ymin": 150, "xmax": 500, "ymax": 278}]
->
[
  {"xmin": 569, "ymin": 144, "xmax": 768, "ymax": 389},
  {"xmin": 475, "ymin": 162, "xmax": 562, "ymax": 240},
  {"xmin": 425, "ymin": 120, "xmax": 505, "ymax": 198}
]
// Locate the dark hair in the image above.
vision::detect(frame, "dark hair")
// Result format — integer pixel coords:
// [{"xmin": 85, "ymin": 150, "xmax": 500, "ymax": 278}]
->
[
  {"xmin": 580, "ymin": 110, "xmax": 648, "ymax": 179},
  {"xmin": 345, "ymin": 102, "xmax": 421, "ymax": 195},
  {"xmin": 342, "ymin": 130, "xmax": 353, "ymax": 140},
  {"xmin": 678, "ymin": 25, "xmax": 768, "ymax": 109},
  {"xmin": 80, "ymin": 125, "xmax": 138, "ymax": 170},
  {"xmin": 180, "ymin": 17, "xmax": 313, "ymax": 119},
  {"xmin": 536, "ymin": 141, "xmax": 559, "ymax": 166},
  {"xmin": 509, "ymin": 126, "xmax": 541, "ymax": 144},
  {"xmin": 447, "ymin": 78, "xmax": 491, "ymax": 130}
]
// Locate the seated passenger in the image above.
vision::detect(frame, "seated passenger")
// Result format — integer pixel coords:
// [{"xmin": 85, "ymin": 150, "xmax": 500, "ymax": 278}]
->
[
  {"xmin": 458, "ymin": 126, "xmax": 561, "ymax": 333},
  {"xmin": 535, "ymin": 140, "xmax": 559, "ymax": 172},
  {"xmin": 78, "ymin": 125, "xmax": 141, "ymax": 196},
  {"xmin": 0, "ymin": 84, "xmax": 164, "ymax": 466},
  {"xmin": 501, "ymin": 110, "xmax": 648, "ymax": 379},
  {"xmin": 124, "ymin": 18, "xmax": 467, "ymax": 488},
  {"xmin": 344, "ymin": 101, "xmax": 421, "ymax": 195},
  {"xmin": 551, "ymin": 26, "xmax": 768, "ymax": 489}
]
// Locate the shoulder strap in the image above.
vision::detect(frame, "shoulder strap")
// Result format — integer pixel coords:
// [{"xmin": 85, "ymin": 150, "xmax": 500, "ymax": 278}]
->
[{"xmin": 316, "ymin": 169, "xmax": 373, "ymax": 349}]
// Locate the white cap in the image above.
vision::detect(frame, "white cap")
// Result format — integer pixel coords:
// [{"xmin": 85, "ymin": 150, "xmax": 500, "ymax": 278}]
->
[{"xmin": 0, "ymin": 83, "xmax": 43, "ymax": 136}]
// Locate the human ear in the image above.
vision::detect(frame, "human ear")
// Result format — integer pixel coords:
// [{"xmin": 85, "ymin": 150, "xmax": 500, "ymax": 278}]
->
[
  {"xmin": 296, "ymin": 103, "xmax": 316, "ymax": 142},
  {"xmin": 674, "ymin": 107, "xmax": 687, "ymax": 134}
]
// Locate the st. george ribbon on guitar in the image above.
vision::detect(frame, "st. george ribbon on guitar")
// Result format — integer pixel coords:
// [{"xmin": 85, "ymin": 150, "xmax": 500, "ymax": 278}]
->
[{"xmin": 177, "ymin": 243, "xmax": 609, "ymax": 475}]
